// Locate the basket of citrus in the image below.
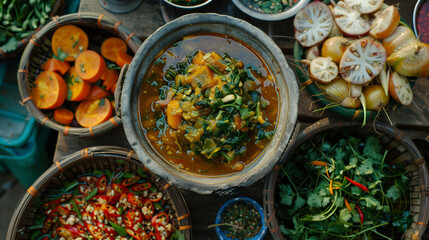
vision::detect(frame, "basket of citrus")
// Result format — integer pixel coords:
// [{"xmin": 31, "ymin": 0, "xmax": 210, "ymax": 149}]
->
[
  {"xmin": 293, "ymin": 0, "xmax": 429, "ymax": 122},
  {"xmin": 18, "ymin": 13, "xmax": 141, "ymax": 137}
]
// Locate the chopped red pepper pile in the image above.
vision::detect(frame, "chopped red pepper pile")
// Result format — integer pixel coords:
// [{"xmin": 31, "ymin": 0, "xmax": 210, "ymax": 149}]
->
[{"xmin": 28, "ymin": 168, "xmax": 185, "ymax": 240}]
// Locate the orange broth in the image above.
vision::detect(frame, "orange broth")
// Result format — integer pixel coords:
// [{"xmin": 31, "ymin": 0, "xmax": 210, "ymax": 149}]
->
[{"xmin": 138, "ymin": 33, "xmax": 279, "ymax": 175}]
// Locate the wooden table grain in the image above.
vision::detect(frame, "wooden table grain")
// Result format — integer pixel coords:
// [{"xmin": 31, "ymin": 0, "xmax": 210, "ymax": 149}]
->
[{"xmin": 51, "ymin": 0, "xmax": 429, "ymax": 239}]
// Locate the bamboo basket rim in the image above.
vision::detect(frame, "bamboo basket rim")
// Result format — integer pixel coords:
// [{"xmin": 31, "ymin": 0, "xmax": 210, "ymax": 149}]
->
[
  {"xmin": 6, "ymin": 145, "xmax": 192, "ymax": 240},
  {"xmin": 263, "ymin": 118, "xmax": 429, "ymax": 239},
  {"xmin": 0, "ymin": 0, "xmax": 65, "ymax": 61},
  {"xmin": 17, "ymin": 12, "xmax": 142, "ymax": 137}
]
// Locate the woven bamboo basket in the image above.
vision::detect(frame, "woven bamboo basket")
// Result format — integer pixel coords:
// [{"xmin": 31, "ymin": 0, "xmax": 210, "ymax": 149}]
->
[
  {"xmin": 263, "ymin": 118, "xmax": 429, "ymax": 240},
  {"xmin": 17, "ymin": 12, "xmax": 142, "ymax": 137},
  {"xmin": 6, "ymin": 146, "xmax": 192, "ymax": 239},
  {"xmin": 0, "ymin": 0, "xmax": 65, "ymax": 61}
]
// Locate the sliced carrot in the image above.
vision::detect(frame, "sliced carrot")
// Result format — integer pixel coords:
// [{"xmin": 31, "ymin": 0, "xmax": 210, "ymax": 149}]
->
[
  {"xmin": 66, "ymin": 66, "xmax": 91, "ymax": 102},
  {"xmin": 42, "ymin": 58, "xmax": 70, "ymax": 75},
  {"xmin": 75, "ymin": 98, "xmax": 112, "ymax": 128},
  {"xmin": 115, "ymin": 51, "xmax": 132, "ymax": 68},
  {"xmin": 85, "ymin": 84, "xmax": 111, "ymax": 101},
  {"xmin": 100, "ymin": 37, "xmax": 127, "ymax": 62},
  {"xmin": 51, "ymin": 25, "xmax": 89, "ymax": 61},
  {"xmin": 75, "ymin": 50, "xmax": 106, "ymax": 83},
  {"xmin": 166, "ymin": 99, "xmax": 182, "ymax": 130},
  {"xmin": 100, "ymin": 68, "xmax": 119, "ymax": 91},
  {"xmin": 192, "ymin": 51, "xmax": 205, "ymax": 65},
  {"xmin": 54, "ymin": 108, "xmax": 74, "ymax": 125},
  {"xmin": 110, "ymin": 82, "xmax": 117, "ymax": 94},
  {"xmin": 31, "ymin": 71, "xmax": 67, "ymax": 110}
]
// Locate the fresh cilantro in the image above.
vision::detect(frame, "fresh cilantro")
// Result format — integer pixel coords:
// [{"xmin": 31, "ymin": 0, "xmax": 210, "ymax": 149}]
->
[
  {"xmin": 386, "ymin": 185, "xmax": 400, "ymax": 201},
  {"xmin": 98, "ymin": 98, "xmax": 105, "ymax": 106},
  {"xmin": 356, "ymin": 159, "xmax": 373, "ymax": 175},
  {"xmin": 0, "ymin": 37, "xmax": 18, "ymax": 52},
  {"xmin": 54, "ymin": 47, "xmax": 68, "ymax": 61},
  {"xmin": 276, "ymin": 131, "xmax": 411, "ymax": 239}
]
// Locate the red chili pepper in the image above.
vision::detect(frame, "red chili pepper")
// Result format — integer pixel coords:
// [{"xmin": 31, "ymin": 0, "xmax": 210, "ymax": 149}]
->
[
  {"xmin": 126, "ymin": 228, "xmax": 141, "ymax": 239},
  {"xmin": 121, "ymin": 176, "xmax": 141, "ymax": 187},
  {"xmin": 131, "ymin": 182, "xmax": 152, "ymax": 192},
  {"xmin": 356, "ymin": 205, "xmax": 364, "ymax": 224},
  {"xmin": 42, "ymin": 217, "xmax": 53, "ymax": 234},
  {"xmin": 96, "ymin": 175, "xmax": 108, "ymax": 194},
  {"xmin": 310, "ymin": 160, "xmax": 327, "ymax": 166},
  {"xmin": 344, "ymin": 198, "xmax": 352, "ymax": 212},
  {"xmin": 128, "ymin": 193, "xmax": 143, "ymax": 207},
  {"xmin": 344, "ymin": 176, "xmax": 369, "ymax": 192},
  {"xmin": 151, "ymin": 212, "xmax": 169, "ymax": 226},
  {"xmin": 142, "ymin": 199, "xmax": 154, "ymax": 220}
]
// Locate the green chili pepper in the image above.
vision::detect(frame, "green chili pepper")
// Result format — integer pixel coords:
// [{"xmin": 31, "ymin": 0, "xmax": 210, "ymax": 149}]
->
[
  {"xmin": 108, "ymin": 221, "xmax": 128, "ymax": 237},
  {"xmin": 64, "ymin": 180, "xmax": 79, "ymax": 193},
  {"xmin": 72, "ymin": 198, "xmax": 82, "ymax": 220},
  {"xmin": 85, "ymin": 188, "xmax": 98, "ymax": 202}
]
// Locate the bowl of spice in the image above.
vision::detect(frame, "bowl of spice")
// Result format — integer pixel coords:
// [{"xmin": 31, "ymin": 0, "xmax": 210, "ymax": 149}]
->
[
  {"xmin": 413, "ymin": 0, "xmax": 429, "ymax": 43},
  {"xmin": 215, "ymin": 197, "xmax": 266, "ymax": 240},
  {"xmin": 231, "ymin": 0, "xmax": 310, "ymax": 21},
  {"xmin": 163, "ymin": 0, "xmax": 213, "ymax": 9}
]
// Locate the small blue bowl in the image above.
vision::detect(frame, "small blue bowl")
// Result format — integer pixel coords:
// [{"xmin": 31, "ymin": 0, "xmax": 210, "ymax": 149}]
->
[{"xmin": 215, "ymin": 197, "xmax": 267, "ymax": 240}]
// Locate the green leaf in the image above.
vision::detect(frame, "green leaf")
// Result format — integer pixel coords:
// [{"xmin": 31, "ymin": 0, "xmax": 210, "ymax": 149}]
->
[
  {"xmin": 0, "ymin": 37, "xmax": 18, "ymax": 52},
  {"xmin": 307, "ymin": 192, "xmax": 324, "ymax": 208},
  {"xmin": 356, "ymin": 160, "xmax": 374, "ymax": 175},
  {"xmin": 55, "ymin": 47, "xmax": 68, "ymax": 61},
  {"xmin": 339, "ymin": 208, "xmax": 352, "ymax": 224},
  {"xmin": 99, "ymin": 98, "xmax": 105, "ymax": 106},
  {"xmin": 360, "ymin": 195, "xmax": 382, "ymax": 210},
  {"xmin": 344, "ymin": 156, "xmax": 358, "ymax": 171},
  {"xmin": 294, "ymin": 195, "xmax": 306, "ymax": 209},
  {"xmin": 109, "ymin": 221, "xmax": 128, "ymax": 237},
  {"xmin": 171, "ymin": 230, "xmax": 186, "ymax": 240},
  {"xmin": 386, "ymin": 185, "xmax": 400, "ymax": 202},
  {"xmin": 279, "ymin": 184, "xmax": 294, "ymax": 206},
  {"xmin": 335, "ymin": 196, "xmax": 344, "ymax": 208}
]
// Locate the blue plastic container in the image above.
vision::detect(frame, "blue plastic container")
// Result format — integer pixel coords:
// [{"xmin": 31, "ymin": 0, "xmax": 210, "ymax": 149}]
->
[
  {"xmin": 0, "ymin": 82, "xmax": 36, "ymax": 147},
  {"xmin": 0, "ymin": 126, "xmax": 51, "ymax": 188},
  {"xmin": 215, "ymin": 197, "xmax": 267, "ymax": 240}
]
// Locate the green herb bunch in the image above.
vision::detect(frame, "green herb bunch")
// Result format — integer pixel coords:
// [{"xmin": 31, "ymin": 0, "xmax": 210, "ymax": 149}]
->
[
  {"xmin": 276, "ymin": 132, "xmax": 413, "ymax": 239},
  {"xmin": 0, "ymin": 0, "xmax": 54, "ymax": 53}
]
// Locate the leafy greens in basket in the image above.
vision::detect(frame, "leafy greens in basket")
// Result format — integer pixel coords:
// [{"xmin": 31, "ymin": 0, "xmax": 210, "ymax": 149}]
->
[{"xmin": 276, "ymin": 132, "xmax": 412, "ymax": 239}]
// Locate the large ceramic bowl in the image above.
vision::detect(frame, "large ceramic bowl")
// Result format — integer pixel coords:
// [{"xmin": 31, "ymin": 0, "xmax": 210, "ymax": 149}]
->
[{"xmin": 120, "ymin": 13, "xmax": 299, "ymax": 194}]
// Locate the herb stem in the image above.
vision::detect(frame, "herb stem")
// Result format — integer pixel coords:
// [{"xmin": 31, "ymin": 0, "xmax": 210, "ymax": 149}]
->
[
  {"xmin": 281, "ymin": 167, "xmax": 299, "ymax": 195},
  {"xmin": 207, "ymin": 223, "xmax": 244, "ymax": 230}
]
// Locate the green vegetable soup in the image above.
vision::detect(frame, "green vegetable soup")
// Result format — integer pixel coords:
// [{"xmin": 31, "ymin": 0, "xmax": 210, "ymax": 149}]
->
[{"xmin": 138, "ymin": 33, "xmax": 279, "ymax": 175}]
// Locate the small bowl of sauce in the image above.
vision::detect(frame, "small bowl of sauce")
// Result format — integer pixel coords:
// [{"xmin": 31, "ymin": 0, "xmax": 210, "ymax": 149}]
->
[{"xmin": 414, "ymin": 0, "xmax": 429, "ymax": 43}]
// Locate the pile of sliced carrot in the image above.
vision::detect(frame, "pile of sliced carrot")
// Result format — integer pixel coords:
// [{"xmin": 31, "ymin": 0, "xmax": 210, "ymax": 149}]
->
[{"xmin": 30, "ymin": 25, "xmax": 134, "ymax": 128}]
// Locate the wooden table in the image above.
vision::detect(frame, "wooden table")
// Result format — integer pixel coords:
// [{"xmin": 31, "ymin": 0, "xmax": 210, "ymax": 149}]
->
[{"xmin": 53, "ymin": 0, "xmax": 429, "ymax": 239}]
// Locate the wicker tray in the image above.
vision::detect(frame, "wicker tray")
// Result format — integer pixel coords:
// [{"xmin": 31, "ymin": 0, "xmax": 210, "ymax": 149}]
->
[
  {"xmin": 6, "ymin": 146, "xmax": 192, "ymax": 239},
  {"xmin": 263, "ymin": 118, "xmax": 429, "ymax": 240},
  {"xmin": 17, "ymin": 12, "xmax": 142, "ymax": 137}
]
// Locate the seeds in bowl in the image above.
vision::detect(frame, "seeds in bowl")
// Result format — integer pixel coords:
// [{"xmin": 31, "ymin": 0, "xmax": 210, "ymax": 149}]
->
[
  {"xmin": 138, "ymin": 33, "xmax": 279, "ymax": 175},
  {"xmin": 220, "ymin": 201, "xmax": 261, "ymax": 240}
]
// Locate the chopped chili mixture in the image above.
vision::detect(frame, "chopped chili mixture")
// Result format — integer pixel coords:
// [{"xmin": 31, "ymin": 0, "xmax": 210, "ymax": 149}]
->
[{"xmin": 417, "ymin": 0, "xmax": 429, "ymax": 43}]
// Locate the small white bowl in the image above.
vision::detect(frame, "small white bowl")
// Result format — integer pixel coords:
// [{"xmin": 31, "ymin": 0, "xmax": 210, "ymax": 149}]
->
[{"xmin": 163, "ymin": 0, "xmax": 213, "ymax": 9}]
